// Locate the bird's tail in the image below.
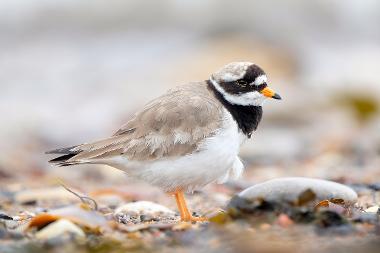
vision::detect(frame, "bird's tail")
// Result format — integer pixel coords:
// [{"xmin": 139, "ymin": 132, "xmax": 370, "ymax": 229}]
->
[
  {"xmin": 46, "ymin": 135, "xmax": 126, "ymax": 167},
  {"xmin": 46, "ymin": 145, "xmax": 85, "ymax": 167}
]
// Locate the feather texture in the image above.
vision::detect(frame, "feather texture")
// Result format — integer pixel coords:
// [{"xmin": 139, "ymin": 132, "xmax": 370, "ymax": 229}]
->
[{"xmin": 48, "ymin": 82, "xmax": 225, "ymax": 165}]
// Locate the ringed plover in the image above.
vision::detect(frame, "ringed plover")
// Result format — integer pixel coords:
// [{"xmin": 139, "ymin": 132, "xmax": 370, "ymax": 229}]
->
[{"xmin": 47, "ymin": 62, "xmax": 281, "ymax": 222}]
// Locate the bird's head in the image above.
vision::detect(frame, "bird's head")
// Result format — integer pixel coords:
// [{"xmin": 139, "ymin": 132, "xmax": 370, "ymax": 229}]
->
[{"xmin": 209, "ymin": 62, "xmax": 281, "ymax": 106}]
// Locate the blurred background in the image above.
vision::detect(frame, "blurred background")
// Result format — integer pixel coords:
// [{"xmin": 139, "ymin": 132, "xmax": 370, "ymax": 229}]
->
[{"xmin": 1, "ymin": 0, "xmax": 380, "ymax": 190}]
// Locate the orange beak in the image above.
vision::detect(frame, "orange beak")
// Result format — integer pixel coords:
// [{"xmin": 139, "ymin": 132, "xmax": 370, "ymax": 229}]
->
[{"xmin": 261, "ymin": 87, "xmax": 282, "ymax": 100}]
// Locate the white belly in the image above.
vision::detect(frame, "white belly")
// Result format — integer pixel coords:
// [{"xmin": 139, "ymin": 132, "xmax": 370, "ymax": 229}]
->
[{"xmin": 108, "ymin": 110, "xmax": 246, "ymax": 192}]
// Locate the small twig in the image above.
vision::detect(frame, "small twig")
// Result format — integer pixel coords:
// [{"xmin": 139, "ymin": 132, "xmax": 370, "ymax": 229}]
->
[{"xmin": 58, "ymin": 180, "xmax": 98, "ymax": 211}]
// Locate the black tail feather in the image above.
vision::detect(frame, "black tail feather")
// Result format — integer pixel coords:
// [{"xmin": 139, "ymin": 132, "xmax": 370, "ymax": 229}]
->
[
  {"xmin": 48, "ymin": 153, "xmax": 77, "ymax": 163},
  {"xmin": 46, "ymin": 145, "xmax": 83, "ymax": 165}
]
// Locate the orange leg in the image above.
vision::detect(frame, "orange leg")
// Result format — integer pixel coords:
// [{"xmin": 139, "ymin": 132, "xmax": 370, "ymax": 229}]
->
[{"xmin": 173, "ymin": 191, "xmax": 207, "ymax": 222}]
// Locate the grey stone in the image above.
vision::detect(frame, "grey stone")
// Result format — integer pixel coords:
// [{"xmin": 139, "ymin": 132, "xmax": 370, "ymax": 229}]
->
[{"xmin": 239, "ymin": 177, "xmax": 358, "ymax": 204}]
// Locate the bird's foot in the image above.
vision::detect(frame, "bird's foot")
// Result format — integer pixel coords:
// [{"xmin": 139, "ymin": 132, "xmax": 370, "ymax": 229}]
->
[
  {"xmin": 173, "ymin": 190, "xmax": 208, "ymax": 223},
  {"xmin": 181, "ymin": 215, "xmax": 208, "ymax": 222}
]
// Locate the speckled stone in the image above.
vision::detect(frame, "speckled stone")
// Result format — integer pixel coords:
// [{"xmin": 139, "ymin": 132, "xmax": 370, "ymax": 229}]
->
[{"xmin": 114, "ymin": 201, "xmax": 175, "ymax": 223}]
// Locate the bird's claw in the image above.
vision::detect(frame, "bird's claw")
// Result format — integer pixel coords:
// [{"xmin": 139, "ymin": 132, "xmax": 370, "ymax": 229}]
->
[{"xmin": 181, "ymin": 215, "xmax": 208, "ymax": 222}]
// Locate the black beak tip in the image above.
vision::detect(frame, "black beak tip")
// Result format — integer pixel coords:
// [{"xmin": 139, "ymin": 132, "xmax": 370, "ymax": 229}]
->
[{"xmin": 272, "ymin": 93, "xmax": 282, "ymax": 100}]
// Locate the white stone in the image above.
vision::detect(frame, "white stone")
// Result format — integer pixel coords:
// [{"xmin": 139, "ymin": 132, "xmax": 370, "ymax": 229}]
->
[
  {"xmin": 35, "ymin": 219, "xmax": 85, "ymax": 240},
  {"xmin": 114, "ymin": 201, "xmax": 175, "ymax": 219},
  {"xmin": 239, "ymin": 177, "xmax": 358, "ymax": 204},
  {"xmin": 365, "ymin": 206, "xmax": 379, "ymax": 213}
]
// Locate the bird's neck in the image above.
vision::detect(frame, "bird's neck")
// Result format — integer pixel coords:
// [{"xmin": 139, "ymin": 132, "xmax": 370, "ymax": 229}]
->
[{"xmin": 207, "ymin": 80, "xmax": 263, "ymax": 138}]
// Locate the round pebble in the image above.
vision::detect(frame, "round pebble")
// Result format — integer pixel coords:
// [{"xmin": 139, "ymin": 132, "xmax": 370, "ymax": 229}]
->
[{"xmin": 239, "ymin": 177, "xmax": 358, "ymax": 204}]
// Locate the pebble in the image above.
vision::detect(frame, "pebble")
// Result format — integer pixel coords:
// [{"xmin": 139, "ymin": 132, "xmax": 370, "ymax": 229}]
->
[
  {"xmin": 14, "ymin": 187, "xmax": 79, "ymax": 204},
  {"xmin": 50, "ymin": 205, "xmax": 107, "ymax": 227},
  {"xmin": 35, "ymin": 219, "xmax": 85, "ymax": 240},
  {"xmin": 364, "ymin": 206, "xmax": 379, "ymax": 214},
  {"xmin": 239, "ymin": 177, "xmax": 358, "ymax": 204},
  {"xmin": 368, "ymin": 183, "xmax": 380, "ymax": 191},
  {"xmin": 28, "ymin": 205, "xmax": 107, "ymax": 232},
  {"xmin": 114, "ymin": 201, "xmax": 175, "ymax": 223},
  {"xmin": 276, "ymin": 214, "xmax": 294, "ymax": 228},
  {"xmin": 259, "ymin": 223, "xmax": 271, "ymax": 230}
]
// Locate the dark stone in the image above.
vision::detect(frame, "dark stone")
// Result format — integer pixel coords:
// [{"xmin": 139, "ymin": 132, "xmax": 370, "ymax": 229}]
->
[
  {"xmin": 315, "ymin": 210, "xmax": 347, "ymax": 228},
  {"xmin": 288, "ymin": 208, "xmax": 316, "ymax": 223},
  {"xmin": 368, "ymin": 183, "xmax": 380, "ymax": 191},
  {"xmin": 227, "ymin": 195, "xmax": 275, "ymax": 216}
]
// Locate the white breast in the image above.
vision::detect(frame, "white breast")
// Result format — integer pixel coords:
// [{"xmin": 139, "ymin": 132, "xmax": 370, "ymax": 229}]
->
[{"xmin": 109, "ymin": 109, "xmax": 246, "ymax": 192}]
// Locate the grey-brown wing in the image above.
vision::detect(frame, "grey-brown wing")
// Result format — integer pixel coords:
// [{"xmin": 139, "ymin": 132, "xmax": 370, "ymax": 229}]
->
[{"xmin": 49, "ymin": 82, "xmax": 224, "ymax": 164}]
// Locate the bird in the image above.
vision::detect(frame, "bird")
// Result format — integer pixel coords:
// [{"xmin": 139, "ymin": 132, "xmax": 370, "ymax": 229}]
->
[{"xmin": 47, "ymin": 62, "xmax": 281, "ymax": 222}]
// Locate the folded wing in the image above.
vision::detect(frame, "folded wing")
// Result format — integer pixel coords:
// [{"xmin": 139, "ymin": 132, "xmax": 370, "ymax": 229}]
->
[{"xmin": 47, "ymin": 82, "xmax": 224, "ymax": 166}]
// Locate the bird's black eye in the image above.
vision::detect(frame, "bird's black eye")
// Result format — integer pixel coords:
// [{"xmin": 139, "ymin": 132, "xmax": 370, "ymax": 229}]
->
[
  {"xmin": 256, "ymin": 83, "xmax": 267, "ymax": 91},
  {"xmin": 236, "ymin": 79, "xmax": 248, "ymax": 87}
]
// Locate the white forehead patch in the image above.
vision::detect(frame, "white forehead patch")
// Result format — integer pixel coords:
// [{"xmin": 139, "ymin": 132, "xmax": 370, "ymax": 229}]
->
[
  {"xmin": 213, "ymin": 62, "xmax": 253, "ymax": 83},
  {"xmin": 253, "ymin": 75, "xmax": 267, "ymax": 86}
]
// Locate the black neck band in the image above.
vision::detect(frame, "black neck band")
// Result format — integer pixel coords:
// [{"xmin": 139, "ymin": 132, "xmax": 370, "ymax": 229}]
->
[{"xmin": 207, "ymin": 80, "xmax": 263, "ymax": 138}]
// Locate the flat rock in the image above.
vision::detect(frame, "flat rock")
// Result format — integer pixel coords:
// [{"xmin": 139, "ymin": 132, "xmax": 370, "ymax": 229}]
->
[
  {"xmin": 35, "ymin": 219, "xmax": 85, "ymax": 240},
  {"xmin": 239, "ymin": 177, "xmax": 358, "ymax": 204},
  {"xmin": 114, "ymin": 201, "xmax": 175, "ymax": 223},
  {"xmin": 50, "ymin": 205, "xmax": 108, "ymax": 228}
]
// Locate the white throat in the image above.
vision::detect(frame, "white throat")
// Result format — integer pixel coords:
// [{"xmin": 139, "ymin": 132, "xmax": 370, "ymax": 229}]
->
[{"xmin": 209, "ymin": 77, "xmax": 267, "ymax": 106}]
